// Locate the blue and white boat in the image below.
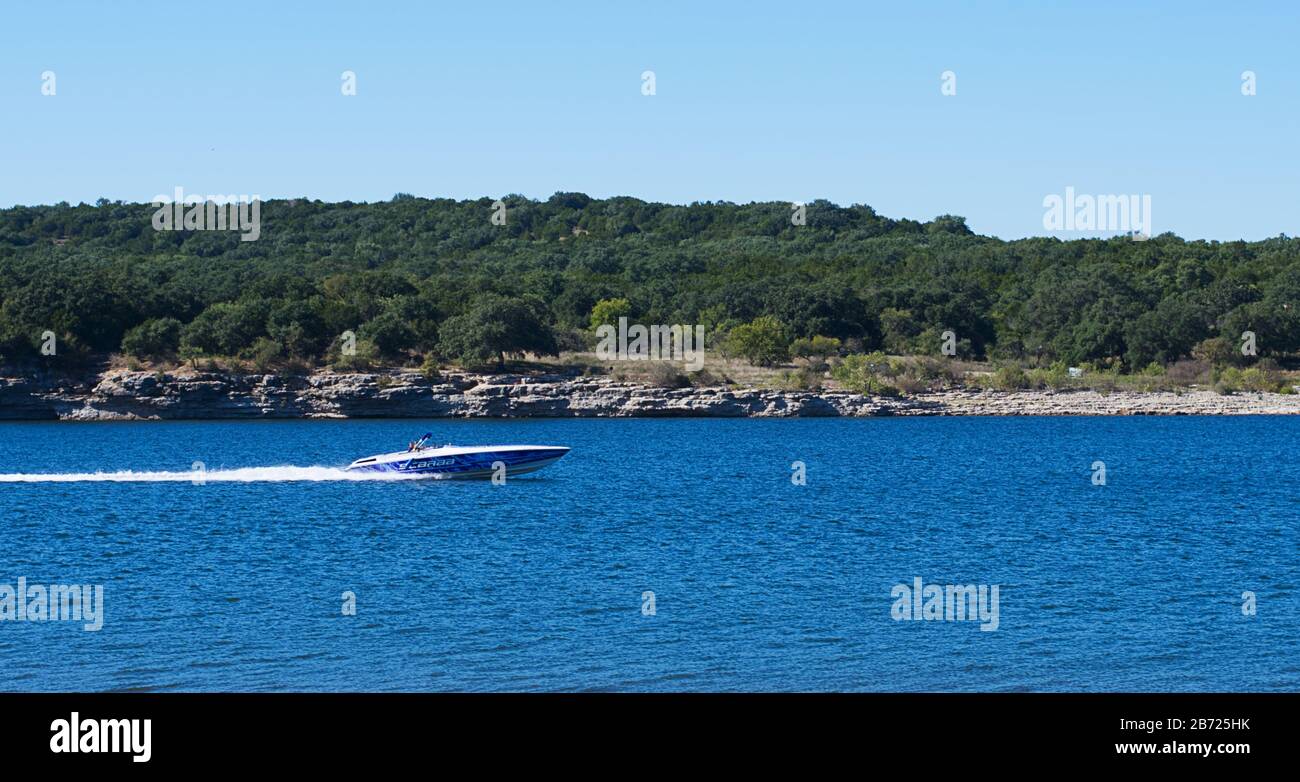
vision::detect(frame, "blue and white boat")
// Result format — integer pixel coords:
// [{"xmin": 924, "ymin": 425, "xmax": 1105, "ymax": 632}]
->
[{"xmin": 345, "ymin": 433, "xmax": 569, "ymax": 478}]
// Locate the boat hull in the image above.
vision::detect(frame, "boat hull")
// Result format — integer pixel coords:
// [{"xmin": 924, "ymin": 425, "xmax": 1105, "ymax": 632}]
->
[{"xmin": 345, "ymin": 445, "xmax": 569, "ymax": 479}]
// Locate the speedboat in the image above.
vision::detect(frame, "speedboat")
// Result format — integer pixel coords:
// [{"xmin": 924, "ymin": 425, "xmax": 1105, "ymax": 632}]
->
[{"xmin": 345, "ymin": 433, "xmax": 569, "ymax": 479}]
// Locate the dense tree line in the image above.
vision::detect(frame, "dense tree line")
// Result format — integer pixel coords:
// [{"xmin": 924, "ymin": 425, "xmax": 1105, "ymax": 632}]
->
[{"xmin": 0, "ymin": 193, "xmax": 1297, "ymax": 370}]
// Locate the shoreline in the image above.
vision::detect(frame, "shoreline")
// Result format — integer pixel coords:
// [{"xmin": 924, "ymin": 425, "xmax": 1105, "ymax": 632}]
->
[{"xmin": 3, "ymin": 368, "xmax": 1299, "ymax": 420}]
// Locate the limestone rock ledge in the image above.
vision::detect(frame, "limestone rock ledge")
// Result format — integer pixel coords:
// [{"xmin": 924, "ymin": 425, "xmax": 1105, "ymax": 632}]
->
[{"xmin": 1, "ymin": 370, "xmax": 1297, "ymax": 420}]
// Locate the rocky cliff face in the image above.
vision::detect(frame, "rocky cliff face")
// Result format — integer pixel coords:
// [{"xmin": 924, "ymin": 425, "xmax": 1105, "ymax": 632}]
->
[
  {"xmin": 2, "ymin": 369, "xmax": 1298, "ymax": 420},
  {"xmin": 0, "ymin": 369, "xmax": 895, "ymax": 420}
]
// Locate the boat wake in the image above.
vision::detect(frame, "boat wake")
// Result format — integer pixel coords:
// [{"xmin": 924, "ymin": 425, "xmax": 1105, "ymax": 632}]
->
[{"xmin": 0, "ymin": 466, "xmax": 431, "ymax": 483}]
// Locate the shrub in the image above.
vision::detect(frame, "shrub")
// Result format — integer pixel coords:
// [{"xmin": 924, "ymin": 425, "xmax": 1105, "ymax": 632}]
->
[
  {"xmin": 555, "ymin": 328, "xmax": 590, "ymax": 354},
  {"xmin": 832, "ymin": 352, "xmax": 899, "ymax": 395},
  {"xmin": 1211, "ymin": 361, "xmax": 1284, "ymax": 392},
  {"xmin": 645, "ymin": 362, "xmax": 690, "ymax": 388},
  {"xmin": 1209, "ymin": 365, "xmax": 1283, "ymax": 394},
  {"xmin": 885, "ymin": 356, "xmax": 959, "ymax": 393},
  {"xmin": 790, "ymin": 335, "xmax": 841, "ymax": 368},
  {"xmin": 1192, "ymin": 337, "xmax": 1237, "ymax": 367},
  {"xmin": 330, "ymin": 338, "xmax": 379, "ymax": 371},
  {"xmin": 893, "ymin": 373, "xmax": 928, "ymax": 394},
  {"xmin": 1031, "ymin": 362, "xmax": 1071, "ymax": 390},
  {"xmin": 121, "ymin": 317, "xmax": 183, "ymax": 360},
  {"xmin": 1239, "ymin": 365, "xmax": 1284, "ymax": 393},
  {"xmin": 178, "ymin": 344, "xmax": 204, "ymax": 369},
  {"xmin": 990, "ymin": 364, "xmax": 1031, "ymax": 390},
  {"xmin": 1128, "ymin": 374, "xmax": 1164, "ymax": 393},
  {"xmin": 687, "ymin": 368, "xmax": 723, "ymax": 388},
  {"xmin": 1081, "ymin": 364, "xmax": 1121, "ymax": 393},
  {"xmin": 909, "ymin": 356, "xmax": 958, "ymax": 384},
  {"xmin": 727, "ymin": 316, "xmax": 790, "ymax": 367},
  {"xmin": 774, "ymin": 366, "xmax": 824, "ymax": 391},
  {"xmin": 1166, "ymin": 359, "xmax": 1211, "ymax": 386},
  {"xmin": 420, "ymin": 354, "xmax": 442, "ymax": 382},
  {"xmin": 250, "ymin": 337, "xmax": 283, "ymax": 373}
]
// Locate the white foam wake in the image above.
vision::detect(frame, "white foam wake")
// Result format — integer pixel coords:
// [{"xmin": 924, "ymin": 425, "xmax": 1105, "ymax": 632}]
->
[{"xmin": 0, "ymin": 466, "xmax": 428, "ymax": 483}]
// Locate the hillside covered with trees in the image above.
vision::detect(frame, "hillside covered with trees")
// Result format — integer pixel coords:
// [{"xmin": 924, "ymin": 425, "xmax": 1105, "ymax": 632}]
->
[{"xmin": 1, "ymin": 194, "xmax": 1298, "ymax": 379}]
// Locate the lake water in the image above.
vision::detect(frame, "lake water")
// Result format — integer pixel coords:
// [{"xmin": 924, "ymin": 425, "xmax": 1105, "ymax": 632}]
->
[{"xmin": 0, "ymin": 417, "xmax": 1296, "ymax": 692}]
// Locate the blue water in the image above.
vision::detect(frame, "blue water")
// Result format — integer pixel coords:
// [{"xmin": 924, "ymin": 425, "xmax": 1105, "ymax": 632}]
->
[{"xmin": 0, "ymin": 417, "xmax": 1295, "ymax": 692}]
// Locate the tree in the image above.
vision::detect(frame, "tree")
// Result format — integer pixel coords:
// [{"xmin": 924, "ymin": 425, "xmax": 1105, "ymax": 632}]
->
[
  {"xmin": 589, "ymin": 298, "xmax": 631, "ymax": 330},
  {"xmin": 119, "ymin": 315, "xmax": 182, "ymax": 358},
  {"xmin": 879, "ymin": 308, "xmax": 921, "ymax": 354},
  {"xmin": 267, "ymin": 300, "xmax": 328, "ymax": 360},
  {"xmin": 437, "ymin": 295, "xmax": 558, "ymax": 368},
  {"xmin": 1123, "ymin": 296, "xmax": 1209, "ymax": 368},
  {"xmin": 728, "ymin": 316, "xmax": 789, "ymax": 366},
  {"xmin": 121, "ymin": 317, "xmax": 182, "ymax": 359},
  {"xmin": 3, "ymin": 195, "xmax": 1300, "ymax": 375},
  {"xmin": 831, "ymin": 352, "xmax": 899, "ymax": 395},
  {"xmin": 790, "ymin": 335, "xmax": 841, "ymax": 367},
  {"xmin": 360, "ymin": 310, "xmax": 418, "ymax": 358},
  {"xmin": 179, "ymin": 301, "xmax": 270, "ymax": 357}
]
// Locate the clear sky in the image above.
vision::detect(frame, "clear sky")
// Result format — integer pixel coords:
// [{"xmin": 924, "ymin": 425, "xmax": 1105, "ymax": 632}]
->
[{"xmin": 1, "ymin": 1, "xmax": 1296, "ymax": 239}]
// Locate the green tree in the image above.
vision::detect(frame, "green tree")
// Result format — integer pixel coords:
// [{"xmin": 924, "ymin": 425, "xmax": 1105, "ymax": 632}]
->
[
  {"xmin": 589, "ymin": 297, "xmax": 632, "ymax": 330},
  {"xmin": 120, "ymin": 317, "xmax": 183, "ymax": 359},
  {"xmin": 879, "ymin": 308, "xmax": 921, "ymax": 354},
  {"xmin": 728, "ymin": 316, "xmax": 789, "ymax": 366},
  {"xmin": 831, "ymin": 352, "xmax": 899, "ymax": 395},
  {"xmin": 179, "ymin": 301, "xmax": 270, "ymax": 357},
  {"xmin": 360, "ymin": 310, "xmax": 418, "ymax": 358},
  {"xmin": 438, "ymin": 295, "xmax": 559, "ymax": 368},
  {"xmin": 267, "ymin": 300, "xmax": 328, "ymax": 360},
  {"xmin": 790, "ymin": 335, "xmax": 841, "ymax": 365},
  {"xmin": 1123, "ymin": 296, "xmax": 1209, "ymax": 368},
  {"xmin": 4, "ymin": 195, "xmax": 1300, "ymax": 375}
]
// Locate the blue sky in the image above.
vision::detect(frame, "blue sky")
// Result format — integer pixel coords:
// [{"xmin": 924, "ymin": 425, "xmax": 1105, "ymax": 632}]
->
[{"xmin": 1, "ymin": 0, "xmax": 1296, "ymax": 239}]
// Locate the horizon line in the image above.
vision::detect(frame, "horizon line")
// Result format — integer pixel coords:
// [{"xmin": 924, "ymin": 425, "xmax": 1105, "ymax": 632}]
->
[{"xmin": 0, "ymin": 193, "xmax": 1291, "ymax": 245}]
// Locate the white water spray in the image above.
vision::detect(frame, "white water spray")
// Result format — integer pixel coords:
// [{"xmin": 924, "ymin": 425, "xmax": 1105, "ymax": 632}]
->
[{"xmin": 0, "ymin": 466, "xmax": 429, "ymax": 483}]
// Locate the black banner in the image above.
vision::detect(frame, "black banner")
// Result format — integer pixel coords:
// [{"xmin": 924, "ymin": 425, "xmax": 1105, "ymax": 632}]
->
[{"xmin": 1, "ymin": 692, "xmax": 1284, "ymax": 768}]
